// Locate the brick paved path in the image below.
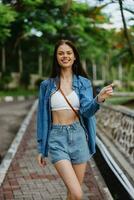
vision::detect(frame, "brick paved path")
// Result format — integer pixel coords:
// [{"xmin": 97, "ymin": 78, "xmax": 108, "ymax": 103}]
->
[{"xmin": 0, "ymin": 112, "xmax": 112, "ymax": 200}]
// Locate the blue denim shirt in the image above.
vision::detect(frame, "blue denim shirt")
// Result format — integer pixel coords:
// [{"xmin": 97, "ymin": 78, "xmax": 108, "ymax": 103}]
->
[{"xmin": 36, "ymin": 74, "xmax": 100, "ymax": 159}]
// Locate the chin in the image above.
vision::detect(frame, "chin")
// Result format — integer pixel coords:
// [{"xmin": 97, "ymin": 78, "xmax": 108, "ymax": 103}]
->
[
  {"xmin": 61, "ymin": 65, "xmax": 72, "ymax": 69},
  {"xmin": 60, "ymin": 63, "xmax": 73, "ymax": 68}
]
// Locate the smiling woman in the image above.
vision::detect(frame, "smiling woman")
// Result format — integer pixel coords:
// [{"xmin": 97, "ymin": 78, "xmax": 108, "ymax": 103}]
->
[{"xmin": 36, "ymin": 39, "xmax": 114, "ymax": 200}]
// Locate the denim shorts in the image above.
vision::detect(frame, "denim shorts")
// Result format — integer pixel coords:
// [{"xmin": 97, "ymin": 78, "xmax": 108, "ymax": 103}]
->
[{"xmin": 48, "ymin": 120, "xmax": 90, "ymax": 164}]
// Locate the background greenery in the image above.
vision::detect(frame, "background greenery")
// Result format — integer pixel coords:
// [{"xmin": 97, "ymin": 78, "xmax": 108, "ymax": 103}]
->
[{"xmin": 0, "ymin": 0, "xmax": 134, "ymax": 91}]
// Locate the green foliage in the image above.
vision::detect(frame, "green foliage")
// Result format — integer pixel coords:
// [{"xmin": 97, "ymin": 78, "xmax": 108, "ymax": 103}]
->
[
  {"xmin": 0, "ymin": 0, "xmax": 133, "ymax": 84},
  {"xmin": 0, "ymin": 72, "xmax": 12, "ymax": 90},
  {"xmin": 0, "ymin": 4, "xmax": 17, "ymax": 43},
  {"xmin": 22, "ymin": 0, "xmax": 43, "ymax": 7},
  {"xmin": 107, "ymin": 96, "xmax": 134, "ymax": 107},
  {"xmin": 0, "ymin": 88, "xmax": 37, "ymax": 97}
]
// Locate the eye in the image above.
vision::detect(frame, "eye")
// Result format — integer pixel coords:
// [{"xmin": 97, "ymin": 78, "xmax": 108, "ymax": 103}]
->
[
  {"xmin": 67, "ymin": 51, "xmax": 73, "ymax": 55},
  {"xmin": 57, "ymin": 52, "xmax": 63, "ymax": 56}
]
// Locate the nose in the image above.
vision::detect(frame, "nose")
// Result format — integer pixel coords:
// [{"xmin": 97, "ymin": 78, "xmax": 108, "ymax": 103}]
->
[{"xmin": 62, "ymin": 53, "xmax": 68, "ymax": 57}]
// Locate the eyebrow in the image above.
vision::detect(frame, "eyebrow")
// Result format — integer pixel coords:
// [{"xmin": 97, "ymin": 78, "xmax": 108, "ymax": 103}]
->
[{"xmin": 57, "ymin": 50, "xmax": 73, "ymax": 53}]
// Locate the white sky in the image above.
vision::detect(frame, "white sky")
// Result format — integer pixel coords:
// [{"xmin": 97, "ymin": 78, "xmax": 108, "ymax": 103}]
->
[{"xmin": 77, "ymin": 0, "xmax": 134, "ymax": 29}]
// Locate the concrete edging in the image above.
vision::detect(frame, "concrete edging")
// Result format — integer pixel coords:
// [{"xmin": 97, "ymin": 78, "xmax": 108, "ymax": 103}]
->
[
  {"xmin": 90, "ymin": 158, "xmax": 113, "ymax": 200},
  {"xmin": 0, "ymin": 99, "xmax": 38, "ymax": 186},
  {"xmin": 0, "ymin": 95, "xmax": 36, "ymax": 103}
]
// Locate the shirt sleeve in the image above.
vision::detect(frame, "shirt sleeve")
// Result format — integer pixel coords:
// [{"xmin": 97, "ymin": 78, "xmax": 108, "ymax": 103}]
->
[
  {"xmin": 36, "ymin": 81, "xmax": 48, "ymax": 155},
  {"xmin": 79, "ymin": 79, "xmax": 100, "ymax": 118}
]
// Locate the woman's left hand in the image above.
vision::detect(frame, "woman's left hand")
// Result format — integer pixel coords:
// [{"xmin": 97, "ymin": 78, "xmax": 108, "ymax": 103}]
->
[{"xmin": 97, "ymin": 83, "xmax": 114, "ymax": 103}]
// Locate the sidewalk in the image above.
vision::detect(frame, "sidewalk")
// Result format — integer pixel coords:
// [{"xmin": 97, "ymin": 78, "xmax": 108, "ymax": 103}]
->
[{"xmin": 0, "ymin": 103, "xmax": 113, "ymax": 200}]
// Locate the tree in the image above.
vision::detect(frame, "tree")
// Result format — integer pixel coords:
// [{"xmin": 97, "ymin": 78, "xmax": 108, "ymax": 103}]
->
[
  {"xmin": 118, "ymin": 0, "xmax": 134, "ymax": 58},
  {"xmin": 0, "ymin": 3, "xmax": 17, "ymax": 73},
  {"xmin": 98, "ymin": 0, "xmax": 134, "ymax": 59}
]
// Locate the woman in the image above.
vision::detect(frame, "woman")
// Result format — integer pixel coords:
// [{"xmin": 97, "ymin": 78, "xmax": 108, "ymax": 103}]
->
[{"xmin": 37, "ymin": 39, "xmax": 113, "ymax": 200}]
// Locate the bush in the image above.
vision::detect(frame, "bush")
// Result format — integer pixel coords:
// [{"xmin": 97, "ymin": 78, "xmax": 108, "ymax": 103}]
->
[
  {"xmin": 19, "ymin": 70, "xmax": 30, "ymax": 89},
  {"xmin": 0, "ymin": 73, "xmax": 12, "ymax": 90}
]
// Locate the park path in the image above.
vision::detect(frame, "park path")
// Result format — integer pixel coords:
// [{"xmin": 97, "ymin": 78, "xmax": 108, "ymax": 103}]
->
[
  {"xmin": 0, "ymin": 103, "xmax": 113, "ymax": 200},
  {"xmin": 0, "ymin": 99, "xmax": 35, "ymax": 161}
]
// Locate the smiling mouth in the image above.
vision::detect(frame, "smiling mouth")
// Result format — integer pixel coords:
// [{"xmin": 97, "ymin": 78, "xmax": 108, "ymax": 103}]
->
[{"xmin": 61, "ymin": 60, "xmax": 71, "ymax": 63}]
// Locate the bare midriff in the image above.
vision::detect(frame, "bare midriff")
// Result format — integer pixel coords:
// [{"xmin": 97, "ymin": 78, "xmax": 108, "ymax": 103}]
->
[{"xmin": 52, "ymin": 109, "xmax": 79, "ymax": 125}]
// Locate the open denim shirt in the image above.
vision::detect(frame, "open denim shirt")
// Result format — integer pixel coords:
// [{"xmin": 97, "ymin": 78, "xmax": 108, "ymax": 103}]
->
[{"xmin": 36, "ymin": 74, "xmax": 100, "ymax": 159}]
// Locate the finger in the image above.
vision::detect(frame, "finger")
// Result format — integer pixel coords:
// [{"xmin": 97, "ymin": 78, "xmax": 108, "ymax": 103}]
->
[
  {"xmin": 42, "ymin": 159, "xmax": 47, "ymax": 166},
  {"xmin": 40, "ymin": 157, "xmax": 46, "ymax": 167},
  {"xmin": 38, "ymin": 157, "xmax": 42, "ymax": 167},
  {"xmin": 102, "ymin": 89, "xmax": 112, "ymax": 95},
  {"xmin": 107, "ymin": 91, "xmax": 114, "ymax": 96},
  {"xmin": 106, "ymin": 88, "xmax": 113, "ymax": 93},
  {"xmin": 104, "ymin": 83, "xmax": 115, "ymax": 89},
  {"xmin": 106, "ymin": 85, "xmax": 113, "ymax": 89},
  {"xmin": 105, "ymin": 87, "xmax": 113, "ymax": 90},
  {"xmin": 109, "ymin": 83, "xmax": 115, "ymax": 88},
  {"xmin": 37, "ymin": 156, "xmax": 44, "ymax": 167}
]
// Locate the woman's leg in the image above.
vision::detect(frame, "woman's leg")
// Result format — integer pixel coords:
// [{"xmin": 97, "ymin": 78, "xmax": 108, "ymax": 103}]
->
[
  {"xmin": 54, "ymin": 159, "xmax": 83, "ymax": 200},
  {"xmin": 72, "ymin": 162, "xmax": 87, "ymax": 184},
  {"xmin": 67, "ymin": 162, "xmax": 87, "ymax": 199}
]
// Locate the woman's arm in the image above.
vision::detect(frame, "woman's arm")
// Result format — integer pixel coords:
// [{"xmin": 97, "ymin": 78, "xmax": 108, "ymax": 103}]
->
[
  {"xmin": 80, "ymin": 79, "xmax": 100, "ymax": 118},
  {"xmin": 79, "ymin": 79, "xmax": 113, "ymax": 118},
  {"xmin": 36, "ymin": 82, "xmax": 45, "ymax": 154}
]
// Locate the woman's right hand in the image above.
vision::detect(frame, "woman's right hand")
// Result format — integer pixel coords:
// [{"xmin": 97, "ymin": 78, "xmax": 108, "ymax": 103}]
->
[{"xmin": 37, "ymin": 153, "xmax": 47, "ymax": 167}]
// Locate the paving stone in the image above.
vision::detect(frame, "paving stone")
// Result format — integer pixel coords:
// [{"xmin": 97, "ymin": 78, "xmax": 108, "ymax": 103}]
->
[{"xmin": 0, "ymin": 112, "xmax": 112, "ymax": 200}]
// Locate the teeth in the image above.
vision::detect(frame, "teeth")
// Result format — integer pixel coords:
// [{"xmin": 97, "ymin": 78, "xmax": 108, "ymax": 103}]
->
[{"xmin": 62, "ymin": 60, "xmax": 70, "ymax": 62}]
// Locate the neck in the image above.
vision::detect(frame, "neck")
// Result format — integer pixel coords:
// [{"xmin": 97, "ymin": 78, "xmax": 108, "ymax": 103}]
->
[{"xmin": 60, "ymin": 68, "xmax": 73, "ymax": 80}]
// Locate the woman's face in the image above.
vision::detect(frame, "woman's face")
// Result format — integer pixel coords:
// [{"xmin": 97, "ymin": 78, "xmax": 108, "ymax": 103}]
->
[{"xmin": 56, "ymin": 43, "xmax": 76, "ymax": 69}]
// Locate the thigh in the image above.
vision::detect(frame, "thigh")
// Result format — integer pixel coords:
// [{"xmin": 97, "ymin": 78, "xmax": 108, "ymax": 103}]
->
[
  {"xmin": 54, "ymin": 159, "xmax": 82, "ymax": 193},
  {"xmin": 72, "ymin": 162, "xmax": 87, "ymax": 185}
]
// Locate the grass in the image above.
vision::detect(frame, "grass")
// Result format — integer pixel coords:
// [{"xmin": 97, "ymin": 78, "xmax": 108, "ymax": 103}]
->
[
  {"xmin": 106, "ymin": 96, "xmax": 134, "ymax": 105},
  {"xmin": 0, "ymin": 89, "xmax": 134, "ymax": 108},
  {"xmin": 0, "ymin": 88, "xmax": 38, "ymax": 97}
]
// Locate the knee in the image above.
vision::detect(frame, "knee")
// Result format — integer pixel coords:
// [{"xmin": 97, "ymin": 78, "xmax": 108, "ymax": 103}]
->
[{"xmin": 71, "ymin": 190, "xmax": 83, "ymax": 200}]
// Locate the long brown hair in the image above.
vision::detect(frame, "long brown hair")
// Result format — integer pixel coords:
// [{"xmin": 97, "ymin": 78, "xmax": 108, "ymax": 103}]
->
[{"xmin": 50, "ymin": 39, "xmax": 88, "ymax": 78}]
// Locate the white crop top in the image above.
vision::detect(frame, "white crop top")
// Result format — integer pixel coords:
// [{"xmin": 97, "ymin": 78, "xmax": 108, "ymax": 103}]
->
[{"xmin": 51, "ymin": 90, "xmax": 80, "ymax": 111}]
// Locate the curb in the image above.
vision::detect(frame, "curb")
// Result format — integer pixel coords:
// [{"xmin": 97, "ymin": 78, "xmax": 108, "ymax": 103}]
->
[
  {"xmin": 90, "ymin": 158, "xmax": 113, "ymax": 200},
  {"xmin": 0, "ymin": 99, "xmax": 38, "ymax": 186},
  {"xmin": 0, "ymin": 95, "xmax": 36, "ymax": 103}
]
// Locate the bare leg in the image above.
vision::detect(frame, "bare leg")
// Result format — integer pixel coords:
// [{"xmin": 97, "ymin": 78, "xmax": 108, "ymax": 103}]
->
[
  {"xmin": 66, "ymin": 190, "xmax": 71, "ymax": 200},
  {"xmin": 54, "ymin": 159, "xmax": 83, "ymax": 200},
  {"xmin": 72, "ymin": 162, "xmax": 87, "ymax": 184},
  {"xmin": 66, "ymin": 162, "xmax": 87, "ymax": 200}
]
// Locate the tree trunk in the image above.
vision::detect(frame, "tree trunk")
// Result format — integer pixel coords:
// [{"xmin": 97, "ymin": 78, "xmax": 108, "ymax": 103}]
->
[
  {"xmin": 102, "ymin": 65, "xmax": 106, "ymax": 81},
  {"xmin": 18, "ymin": 47, "xmax": 23, "ymax": 74},
  {"xmin": 2, "ymin": 46, "xmax": 6, "ymax": 73},
  {"xmin": 118, "ymin": 62, "xmax": 123, "ymax": 80},
  {"xmin": 92, "ymin": 60, "xmax": 97, "ymax": 80},
  {"xmin": 82, "ymin": 60, "xmax": 87, "ymax": 72},
  {"xmin": 63, "ymin": 0, "xmax": 72, "ymax": 13},
  {"xmin": 38, "ymin": 53, "xmax": 43, "ymax": 77},
  {"xmin": 118, "ymin": 0, "xmax": 134, "ymax": 58}
]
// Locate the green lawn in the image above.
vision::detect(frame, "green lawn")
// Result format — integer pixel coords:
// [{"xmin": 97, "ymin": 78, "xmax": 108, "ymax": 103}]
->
[
  {"xmin": 0, "ymin": 89, "xmax": 38, "ymax": 97},
  {"xmin": 106, "ymin": 96, "xmax": 134, "ymax": 105}
]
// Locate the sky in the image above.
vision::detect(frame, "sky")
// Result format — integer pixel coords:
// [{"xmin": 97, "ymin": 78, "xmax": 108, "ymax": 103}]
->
[{"xmin": 77, "ymin": 0, "xmax": 134, "ymax": 29}]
